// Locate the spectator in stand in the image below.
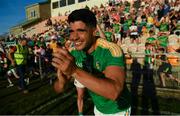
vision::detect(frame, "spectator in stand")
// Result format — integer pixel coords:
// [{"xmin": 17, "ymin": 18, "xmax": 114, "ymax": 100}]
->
[
  {"xmin": 169, "ymin": 9, "xmax": 179, "ymax": 34},
  {"xmin": 146, "ymin": 30, "xmax": 157, "ymax": 48},
  {"xmin": 46, "ymin": 18, "xmax": 53, "ymax": 27},
  {"xmin": 129, "ymin": 21, "xmax": 139, "ymax": 43},
  {"xmin": 27, "ymin": 37, "xmax": 35, "ymax": 48},
  {"xmin": 112, "ymin": 19, "xmax": 122, "ymax": 45},
  {"xmin": 157, "ymin": 51, "xmax": 180, "ymax": 87},
  {"xmin": 49, "ymin": 35, "xmax": 58, "ymax": 52},
  {"xmin": 158, "ymin": 16, "xmax": 170, "ymax": 35},
  {"xmin": 102, "ymin": 9, "xmax": 111, "ymax": 28},
  {"xmin": 33, "ymin": 45, "xmax": 41, "ymax": 75},
  {"xmin": 44, "ymin": 32, "xmax": 52, "ymax": 42},
  {"xmin": 146, "ymin": 14, "xmax": 154, "ymax": 32},
  {"xmin": 121, "ymin": 18, "xmax": 129, "ymax": 39},
  {"xmin": 24, "ymin": 48, "xmax": 33, "ymax": 85},
  {"xmin": 104, "ymin": 26, "xmax": 115, "ymax": 42},
  {"xmin": 38, "ymin": 45, "xmax": 46, "ymax": 77},
  {"xmin": 144, "ymin": 42, "xmax": 155, "ymax": 70},
  {"xmin": 36, "ymin": 36, "xmax": 46, "ymax": 48},
  {"xmin": 157, "ymin": 4, "xmax": 164, "ymax": 21},
  {"xmin": 163, "ymin": 1, "xmax": 171, "ymax": 16},
  {"xmin": 156, "ymin": 33, "xmax": 169, "ymax": 52}
]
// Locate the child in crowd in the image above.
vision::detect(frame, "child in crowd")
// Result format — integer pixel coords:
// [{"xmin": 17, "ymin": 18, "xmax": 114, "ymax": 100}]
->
[{"xmin": 157, "ymin": 53, "xmax": 180, "ymax": 87}]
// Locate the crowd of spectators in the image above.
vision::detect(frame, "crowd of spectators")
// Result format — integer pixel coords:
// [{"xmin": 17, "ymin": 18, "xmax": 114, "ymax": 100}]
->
[
  {"xmin": 0, "ymin": 0, "xmax": 179, "ymax": 93},
  {"xmin": 0, "ymin": 0, "xmax": 179, "ymax": 115}
]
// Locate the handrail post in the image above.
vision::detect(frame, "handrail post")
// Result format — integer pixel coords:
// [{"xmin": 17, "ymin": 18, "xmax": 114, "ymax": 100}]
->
[{"xmin": 39, "ymin": 55, "xmax": 43, "ymax": 80}]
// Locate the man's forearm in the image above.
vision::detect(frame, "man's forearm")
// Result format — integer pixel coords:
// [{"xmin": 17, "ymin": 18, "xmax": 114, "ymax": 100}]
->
[{"xmin": 72, "ymin": 68, "xmax": 125, "ymax": 100}]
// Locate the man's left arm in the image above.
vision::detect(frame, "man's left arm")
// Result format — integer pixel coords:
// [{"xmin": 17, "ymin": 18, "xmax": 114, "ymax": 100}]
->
[{"xmin": 52, "ymin": 47, "xmax": 126, "ymax": 100}]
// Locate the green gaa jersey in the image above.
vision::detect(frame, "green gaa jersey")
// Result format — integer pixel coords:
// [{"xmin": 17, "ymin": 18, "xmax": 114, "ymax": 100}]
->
[
  {"xmin": 146, "ymin": 37, "xmax": 156, "ymax": 43},
  {"xmin": 104, "ymin": 31, "xmax": 113, "ymax": 42},
  {"xmin": 70, "ymin": 38, "xmax": 131, "ymax": 114},
  {"xmin": 157, "ymin": 36, "xmax": 168, "ymax": 47},
  {"xmin": 113, "ymin": 23, "xmax": 120, "ymax": 33},
  {"xmin": 123, "ymin": 23, "xmax": 129, "ymax": 32},
  {"xmin": 159, "ymin": 23, "xmax": 169, "ymax": 32},
  {"xmin": 145, "ymin": 49, "xmax": 152, "ymax": 64},
  {"xmin": 140, "ymin": 21, "xmax": 147, "ymax": 27}
]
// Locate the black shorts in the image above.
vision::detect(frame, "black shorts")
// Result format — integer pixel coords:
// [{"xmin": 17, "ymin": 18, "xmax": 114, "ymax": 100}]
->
[{"xmin": 157, "ymin": 63, "xmax": 172, "ymax": 75}]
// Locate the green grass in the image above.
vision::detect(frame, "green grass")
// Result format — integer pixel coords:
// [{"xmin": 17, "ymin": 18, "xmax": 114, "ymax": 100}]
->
[
  {"xmin": 0, "ymin": 79, "xmax": 57, "ymax": 114},
  {"xmin": 0, "ymin": 73, "xmax": 179, "ymax": 115}
]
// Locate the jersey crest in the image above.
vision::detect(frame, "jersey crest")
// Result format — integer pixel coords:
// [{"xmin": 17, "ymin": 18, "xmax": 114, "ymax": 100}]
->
[{"xmin": 95, "ymin": 61, "xmax": 100, "ymax": 70}]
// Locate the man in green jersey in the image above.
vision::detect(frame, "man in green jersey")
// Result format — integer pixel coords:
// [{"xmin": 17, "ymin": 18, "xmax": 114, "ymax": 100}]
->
[
  {"xmin": 146, "ymin": 30, "xmax": 157, "ymax": 50},
  {"xmin": 142, "ymin": 43, "xmax": 159, "ymax": 114},
  {"xmin": 52, "ymin": 9, "xmax": 131, "ymax": 115},
  {"xmin": 113, "ymin": 20, "xmax": 121, "ymax": 45},
  {"xmin": 104, "ymin": 26, "xmax": 115, "ymax": 42}
]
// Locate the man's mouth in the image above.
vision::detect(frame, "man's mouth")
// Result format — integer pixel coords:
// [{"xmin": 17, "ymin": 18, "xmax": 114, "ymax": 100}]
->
[{"xmin": 74, "ymin": 42, "xmax": 82, "ymax": 46}]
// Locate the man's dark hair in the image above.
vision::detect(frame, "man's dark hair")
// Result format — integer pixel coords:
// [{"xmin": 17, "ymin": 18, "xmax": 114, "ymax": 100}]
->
[{"xmin": 68, "ymin": 9, "xmax": 97, "ymax": 28}]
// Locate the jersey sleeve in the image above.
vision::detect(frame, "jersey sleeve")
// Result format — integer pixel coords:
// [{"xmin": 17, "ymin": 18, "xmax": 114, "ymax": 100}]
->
[{"xmin": 105, "ymin": 44, "xmax": 125, "ymax": 67}]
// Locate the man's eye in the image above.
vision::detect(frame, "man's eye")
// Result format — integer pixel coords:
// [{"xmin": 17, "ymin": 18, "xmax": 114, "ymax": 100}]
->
[
  {"xmin": 78, "ymin": 29, "xmax": 86, "ymax": 32},
  {"xmin": 69, "ymin": 30, "xmax": 73, "ymax": 33}
]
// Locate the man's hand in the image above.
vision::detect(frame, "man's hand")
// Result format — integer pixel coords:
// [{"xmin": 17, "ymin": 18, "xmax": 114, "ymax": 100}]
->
[
  {"xmin": 52, "ymin": 47, "xmax": 77, "ymax": 76},
  {"xmin": 54, "ymin": 69, "xmax": 69, "ymax": 93}
]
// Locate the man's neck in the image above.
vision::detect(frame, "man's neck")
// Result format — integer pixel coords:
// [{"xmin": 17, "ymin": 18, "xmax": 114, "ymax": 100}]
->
[{"xmin": 86, "ymin": 37, "xmax": 97, "ymax": 54}]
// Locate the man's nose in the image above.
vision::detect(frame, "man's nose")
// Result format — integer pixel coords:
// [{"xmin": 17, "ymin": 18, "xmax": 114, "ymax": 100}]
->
[{"xmin": 70, "ymin": 32, "xmax": 79, "ymax": 41}]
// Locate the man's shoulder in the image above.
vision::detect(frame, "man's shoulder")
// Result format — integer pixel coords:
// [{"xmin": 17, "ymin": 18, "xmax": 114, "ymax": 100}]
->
[{"xmin": 96, "ymin": 38, "xmax": 123, "ymax": 57}]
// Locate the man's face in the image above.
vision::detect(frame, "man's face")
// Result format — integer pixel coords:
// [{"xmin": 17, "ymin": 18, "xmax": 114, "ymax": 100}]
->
[
  {"xmin": 69, "ymin": 21, "xmax": 95, "ymax": 51},
  {"xmin": 21, "ymin": 40, "xmax": 27, "ymax": 46}
]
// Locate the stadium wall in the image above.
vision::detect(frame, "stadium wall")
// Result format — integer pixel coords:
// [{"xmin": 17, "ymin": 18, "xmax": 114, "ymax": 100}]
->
[
  {"xmin": 26, "ymin": 4, "xmax": 40, "ymax": 20},
  {"xmin": 51, "ymin": 0, "xmax": 109, "ymax": 17},
  {"xmin": 26, "ymin": 2, "xmax": 51, "ymax": 21}
]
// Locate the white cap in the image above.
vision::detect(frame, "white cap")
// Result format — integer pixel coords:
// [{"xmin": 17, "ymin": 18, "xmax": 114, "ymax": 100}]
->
[
  {"xmin": 0, "ymin": 47, "xmax": 4, "ymax": 53},
  {"xmin": 51, "ymin": 35, "xmax": 57, "ymax": 40}
]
